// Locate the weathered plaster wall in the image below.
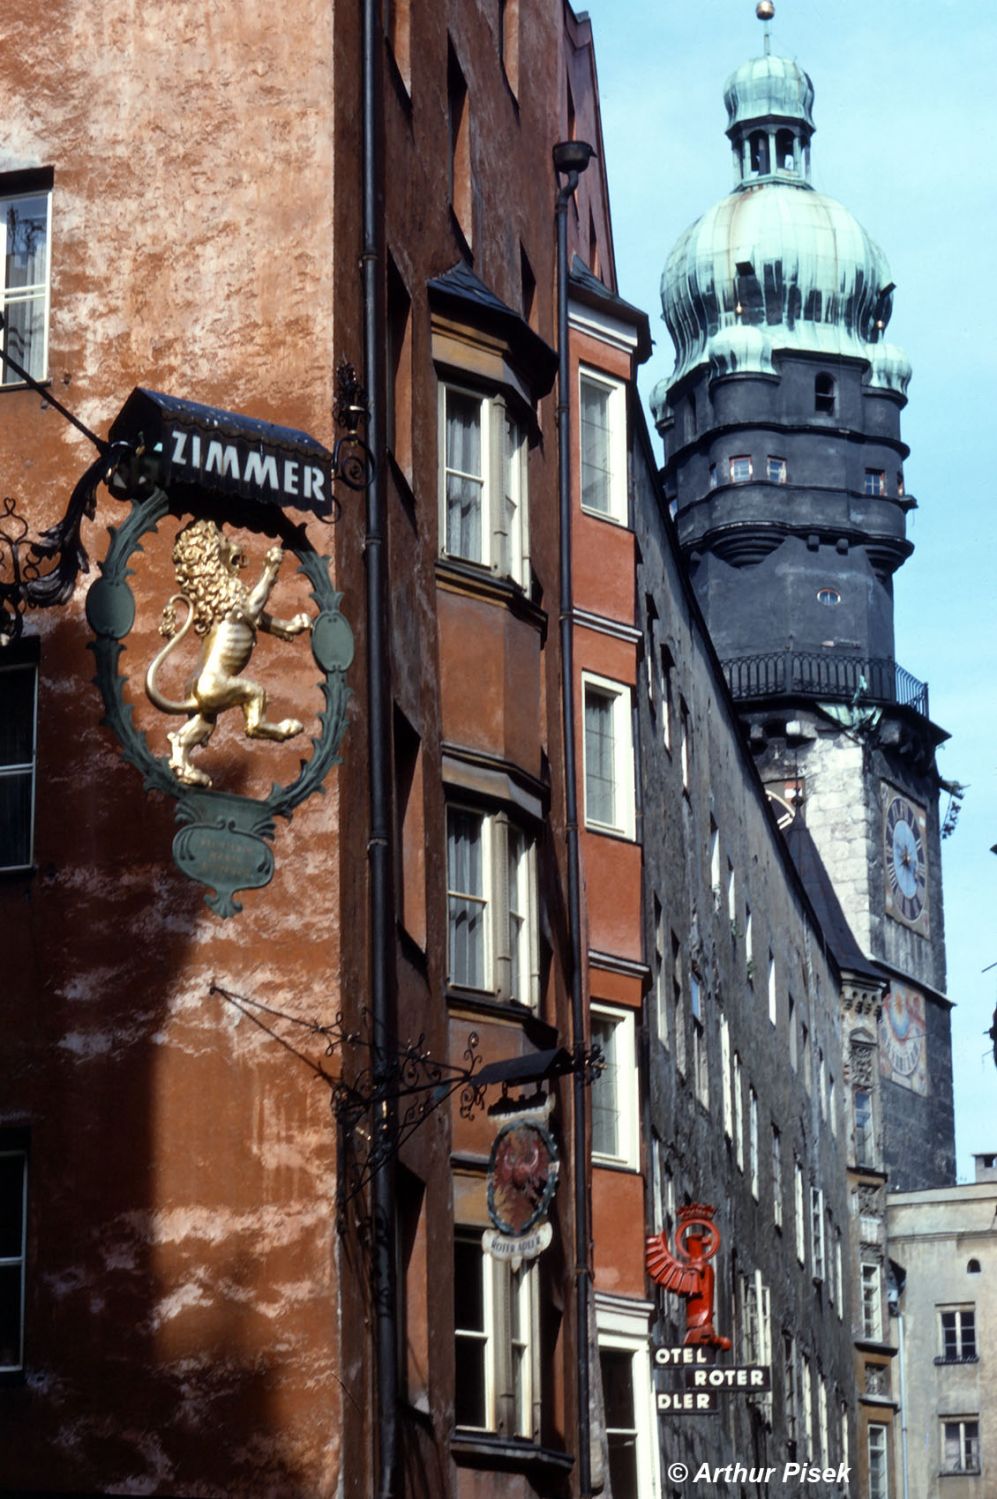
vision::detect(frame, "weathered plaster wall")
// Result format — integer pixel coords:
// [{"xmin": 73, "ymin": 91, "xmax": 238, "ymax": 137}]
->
[{"xmin": 1, "ymin": 2, "xmax": 345, "ymax": 1493}]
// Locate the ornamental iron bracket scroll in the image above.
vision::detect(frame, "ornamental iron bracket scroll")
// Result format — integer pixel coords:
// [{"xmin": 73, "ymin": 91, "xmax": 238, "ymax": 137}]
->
[{"xmin": 0, "ymin": 327, "xmax": 372, "ymax": 643}]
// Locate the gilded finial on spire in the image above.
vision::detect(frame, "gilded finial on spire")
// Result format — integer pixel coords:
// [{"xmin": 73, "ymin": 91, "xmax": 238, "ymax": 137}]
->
[{"xmin": 756, "ymin": 0, "xmax": 775, "ymax": 54}]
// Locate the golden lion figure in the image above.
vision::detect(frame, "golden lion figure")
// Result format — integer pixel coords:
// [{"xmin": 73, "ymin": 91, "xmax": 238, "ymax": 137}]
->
[{"xmin": 145, "ymin": 518, "xmax": 312, "ymax": 789}]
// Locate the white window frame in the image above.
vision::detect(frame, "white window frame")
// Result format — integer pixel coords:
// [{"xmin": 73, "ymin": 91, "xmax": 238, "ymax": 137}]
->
[
  {"xmin": 818, "ymin": 1375, "xmax": 829, "ymax": 1465},
  {"xmin": 1, "ymin": 188, "xmax": 52, "ymax": 386},
  {"xmin": 0, "ymin": 658, "xmax": 38, "ymax": 872},
  {"xmin": 768, "ymin": 951, "xmax": 777, "ymax": 1023},
  {"xmin": 596, "ymin": 1295, "xmax": 659, "ymax": 1499},
  {"xmin": 941, "ymin": 1417, "xmax": 980, "ymax": 1474},
  {"xmin": 868, "ymin": 1422, "xmax": 889, "ymax": 1499},
  {"xmin": 862, "ymin": 1262, "xmax": 883, "ymax": 1342},
  {"xmin": 766, "ymin": 454, "xmax": 787, "ymax": 484},
  {"xmin": 445, "ymin": 805, "xmax": 539, "ymax": 1008},
  {"xmin": 590, "ymin": 1003, "xmax": 640, "ymax": 1170},
  {"xmin": 0, "ymin": 1145, "xmax": 27, "ymax": 1373},
  {"xmin": 582, "ymin": 672, "xmax": 636, "ymax": 840},
  {"xmin": 454, "ymin": 1229, "xmax": 540, "ymax": 1438},
  {"xmin": 938, "ymin": 1306, "xmax": 977, "ymax": 1362},
  {"xmin": 439, "ymin": 381, "xmax": 530, "ymax": 586},
  {"xmin": 835, "ymin": 1236, "xmax": 844, "ymax": 1321},
  {"xmin": 729, "ymin": 453, "xmax": 752, "ymax": 483},
  {"xmin": 579, "ymin": 366, "xmax": 628, "ymax": 525},
  {"xmin": 734, "ymin": 1053, "xmax": 744, "ymax": 1172},
  {"xmin": 794, "ymin": 1161, "xmax": 806, "ymax": 1266}
]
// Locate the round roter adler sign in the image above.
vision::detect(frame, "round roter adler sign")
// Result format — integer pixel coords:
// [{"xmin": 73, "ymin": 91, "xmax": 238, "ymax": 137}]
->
[{"xmin": 487, "ymin": 1119, "xmax": 559, "ymax": 1238}]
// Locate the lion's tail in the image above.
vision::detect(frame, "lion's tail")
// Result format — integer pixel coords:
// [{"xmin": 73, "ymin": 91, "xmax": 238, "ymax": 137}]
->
[{"xmin": 145, "ymin": 594, "xmax": 198, "ymax": 714}]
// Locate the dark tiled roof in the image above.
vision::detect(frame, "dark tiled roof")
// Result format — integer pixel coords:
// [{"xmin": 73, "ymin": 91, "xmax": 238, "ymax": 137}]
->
[
  {"xmin": 569, "ymin": 254, "xmax": 653, "ymax": 363},
  {"xmin": 428, "ymin": 264, "xmax": 558, "ymax": 397}
]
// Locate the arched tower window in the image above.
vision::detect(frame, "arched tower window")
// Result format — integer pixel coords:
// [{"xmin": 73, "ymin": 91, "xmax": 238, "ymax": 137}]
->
[
  {"xmin": 815, "ymin": 373, "xmax": 836, "ymax": 414},
  {"xmin": 967, "ymin": 1259, "xmax": 981, "ymax": 1274},
  {"xmin": 776, "ymin": 129, "xmax": 796, "ymax": 171},
  {"xmin": 749, "ymin": 131, "xmax": 769, "ymax": 176}
]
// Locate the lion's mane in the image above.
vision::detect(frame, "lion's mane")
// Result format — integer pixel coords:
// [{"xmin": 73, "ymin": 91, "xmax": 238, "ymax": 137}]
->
[{"xmin": 165, "ymin": 519, "xmax": 247, "ymax": 637}]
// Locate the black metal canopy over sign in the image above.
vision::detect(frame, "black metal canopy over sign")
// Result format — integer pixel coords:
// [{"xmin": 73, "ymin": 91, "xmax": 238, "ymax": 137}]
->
[{"xmin": 107, "ymin": 388, "xmax": 335, "ymax": 515}]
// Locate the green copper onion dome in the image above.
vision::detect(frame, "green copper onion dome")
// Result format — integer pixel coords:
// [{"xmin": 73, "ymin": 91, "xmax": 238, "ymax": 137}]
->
[{"xmin": 653, "ymin": 49, "xmax": 910, "ymax": 410}]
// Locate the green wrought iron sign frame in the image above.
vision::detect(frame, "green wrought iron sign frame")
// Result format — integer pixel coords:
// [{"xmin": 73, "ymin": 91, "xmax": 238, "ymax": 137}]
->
[{"xmin": 86, "ymin": 485, "xmax": 353, "ymax": 917}]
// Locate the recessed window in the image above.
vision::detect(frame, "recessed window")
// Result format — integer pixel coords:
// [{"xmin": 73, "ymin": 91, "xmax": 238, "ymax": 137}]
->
[
  {"xmin": 729, "ymin": 454, "xmax": 752, "ymax": 483},
  {"xmin": 771, "ymin": 1127, "xmax": 782, "ymax": 1227},
  {"xmin": 942, "ymin": 1418, "xmax": 980, "ymax": 1474},
  {"xmin": 708, "ymin": 461, "xmax": 719, "ymax": 489},
  {"xmin": 447, "ymin": 45, "xmax": 472, "ymax": 246},
  {"xmin": 446, "ymin": 806, "xmax": 538, "ymax": 1006},
  {"xmin": 814, "ymin": 373, "xmax": 835, "ymax": 414},
  {"xmin": 854, "ymin": 1087, "xmax": 874, "ymax": 1167},
  {"xmin": 590, "ymin": 1003, "xmax": 639, "ymax": 1168},
  {"xmin": 864, "ymin": 468, "xmax": 886, "ymax": 497},
  {"xmin": 597, "ymin": 1304, "xmax": 657, "ymax": 1499},
  {"xmin": 794, "ymin": 1160, "xmax": 805, "ymax": 1265},
  {"xmin": 579, "ymin": 369, "xmax": 627, "ymax": 524},
  {"xmin": 582, "ymin": 674, "xmax": 636, "ymax": 839},
  {"xmin": 939, "ymin": 1307, "xmax": 977, "ymax": 1362},
  {"xmin": 0, "ymin": 1142, "xmax": 27, "ymax": 1372},
  {"xmin": 440, "ymin": 383, "xmax": 529, "ymax": 586},
  {"xmin": 766, "ymin": 455, "xmax": 787, "ymax": 484},
  {"xmin": 816, "ymin": 587, "xmax": 841, "ymax": 608},
  {"xmin": 868, "ymin": 1423, "xmax": 889, "ymax": 1499},
  {"xmin": 897, "ymin": 469, "xmax": 906, "ymax": 497},
  {"xmin": 967, "ymin": 1259, "xmax": 981, "ymax": 1274},
  {"xmin": 810, "ymin": 1187, "xmax": 825, "ymax": 1281},
  {"xmin": 862, "ymin": 1262, "xmax": 884, "ymax": 1342},
  {"xmin": 0, "ymin": 657, "xmax": 38, "ymax": 872},
  {"xmin": 454, "ymin": 1229, "xmax": 538, "ymax": 1437},
  {"xmin": 2, "ymin": 187, "xmax": 51, "ymax": 385}
]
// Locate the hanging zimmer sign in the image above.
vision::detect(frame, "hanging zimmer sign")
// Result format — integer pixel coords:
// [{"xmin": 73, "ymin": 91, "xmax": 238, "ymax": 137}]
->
[
  {"xmin": 86, "ymin": 386, "xmax": 359, "ymax": 917},
  {"xmin": 106, "ymin": 389, "xmax": 335, "ymax": 515},
  {"xmin": 482, "ymin": 1095, "xmax": 559, "ymax": 1268}
]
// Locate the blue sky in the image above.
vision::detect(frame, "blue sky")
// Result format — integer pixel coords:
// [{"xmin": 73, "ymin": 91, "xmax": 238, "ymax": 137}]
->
[{"xmin": 579, "ymin": 0, "xmax": 997, "ymax": 1180}]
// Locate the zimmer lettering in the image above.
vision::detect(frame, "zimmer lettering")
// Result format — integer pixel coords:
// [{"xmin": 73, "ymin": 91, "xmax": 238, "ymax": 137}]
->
[{"xmin": 169, "ymin": 428, "xmax": 328, "ymax": 506}]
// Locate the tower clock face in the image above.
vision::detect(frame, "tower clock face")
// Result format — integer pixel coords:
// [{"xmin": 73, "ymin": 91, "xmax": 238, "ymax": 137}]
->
[{"xmin": 883, "ymin": 790, "xmax": 928, "ymax": 931}]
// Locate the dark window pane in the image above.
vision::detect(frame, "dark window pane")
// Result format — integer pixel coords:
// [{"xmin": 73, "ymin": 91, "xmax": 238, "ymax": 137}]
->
[
  {"xmin": 0, "ymin": 1263, "xmax": 23, "ymax": 1368},
  {"xmin": 454, "ymin": 1334, "xmax": 486, "ymax": 1426},
  {"xmin": 0, "ymin": 772, "xmax": 33, "ymax": 868},
  {"xmin": 0, "ymin": 1155, "xmax": 25, "ymax": 1257},
  {"xmin": 600, "ymin": 1347, "xmax": 634, "ymax": 1429},
  {"xmin": 454, "ymin": 1239, "xmax": 483, "ymax": 1331},
  {"xmin": 607, "ymin": 1435, "xmax": 639, "ymax": 1499},
  {"xmin": 0, "ymin": 668, "xmax": 35, "ymax": 766}
]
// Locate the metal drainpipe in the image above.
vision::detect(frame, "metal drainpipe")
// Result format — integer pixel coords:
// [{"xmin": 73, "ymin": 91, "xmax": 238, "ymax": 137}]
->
[
  {"xmin": 896, "ymin": 1309, "xmax": 910, "ymax": 1499},
  {"xmin": 555, "ymin": 149, "xmax": 593, "ymax": 1499},
  {"xmin": 362, "ymin": 1, "xmax": 398, "ymax": 1495}
]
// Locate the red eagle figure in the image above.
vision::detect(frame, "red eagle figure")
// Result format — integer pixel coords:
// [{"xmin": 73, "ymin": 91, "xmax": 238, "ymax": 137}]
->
[{"xmin": 646, "ymin": 1204, "xmax": 732, "ymax": 1350}]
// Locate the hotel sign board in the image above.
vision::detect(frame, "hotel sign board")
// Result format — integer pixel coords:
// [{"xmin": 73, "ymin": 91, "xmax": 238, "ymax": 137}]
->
[{"xmin": 652, "ymin": 1346, "xmax": 771, "ymax": 1417}]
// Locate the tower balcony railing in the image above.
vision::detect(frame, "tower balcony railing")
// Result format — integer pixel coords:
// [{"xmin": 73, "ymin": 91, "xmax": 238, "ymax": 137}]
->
[{"xmin": 720, "ymin": 649, "xmax": 929, "ymax": 719}]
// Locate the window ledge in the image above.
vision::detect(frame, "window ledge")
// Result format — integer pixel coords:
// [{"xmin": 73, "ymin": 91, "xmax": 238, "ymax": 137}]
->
[
  {"xmin": 934, "ymin": 1355, "xmax": 979, "ymax": 1366},
  {"xmin": 583, "ymin": 821, "xmax": 637, "ymax": 846},
  {"xmin": 0, "ymin": 378, "xmax": 51, "ymax": 396},
  {"xmin": 580, "ymin": 503, "xmax": 630, "ymax": 531},
  {"xmin": 939, "ymin": 1470, "xmax": 981, "ymax": 1479},
  {"xmin": 435, "ymin": 557, "xmax": 547, "ymax": 636},
  {"xmin": 593, "ymin": 1157, "xmax": 641, "ymax": 1176},
  {"xmin": 451, "ymin": 1432, "xmax": 574, "ymax": 1476}
]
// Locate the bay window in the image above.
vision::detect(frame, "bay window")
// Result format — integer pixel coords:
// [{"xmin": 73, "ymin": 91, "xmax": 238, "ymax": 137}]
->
[
  {"xmin": 440, "ymin": 383, "xmax": 529, "ymax": 586},
  {"xmin": 446, "ymin": 806, "xmax": 538, "ymax": 1007},
  {"xmin": 454, "ymin": 1231, "xmax": 538, "ymax": 1438}
]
